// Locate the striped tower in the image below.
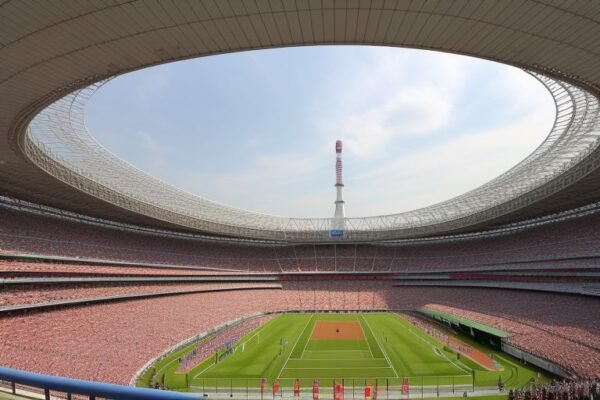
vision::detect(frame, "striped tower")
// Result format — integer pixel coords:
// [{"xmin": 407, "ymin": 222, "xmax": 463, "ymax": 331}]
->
[{"xmin": 334, "ymin": 140, "xmax": 346, "ymax": 219}]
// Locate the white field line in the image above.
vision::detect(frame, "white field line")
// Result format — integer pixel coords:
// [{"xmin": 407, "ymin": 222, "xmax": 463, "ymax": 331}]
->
[
  {"xmin": 234, "ymin": 319, "xmax": 272, "ymax": 352},
  {"xmin": 285, "ymin": 361, "xmax": 390, "ymax": 367},
  {"xmin": 302, "ymin": 349, "xmax": 372, "ymax": 353},
  {"xmin": 360, "ymin": 315, "xmax": 399, "ymax": 378},
  {"xmin": 288, "ymin": 358, "xmax": 387, "ymax": 361},
  {"xmin": 194, "ymin": 319, "xmax": 274, "ymax": 379},
  {"xmin": 278, "ymin": 314, "xmax": 314, "ymax": 379},
  {"xmin": 282, "ymin": 366, "xmax": 397, "ymax": 370},
  {"xmin": 298, "ymin": 316, "xmax": 319, "ymax": 359},
  {"xmin": 193, "ymin": 360, "xmax": 218, "ymax": 379},
  {"xmin": 358, "ymin": 316, "xmax": 376, "ymax": 359},
  {"xmin": 155, "ymin": 358, "xmax": 179, "ymax": 382},
  {"xmin": 355, "ymin": 316, "xmax": 370, "ymax": 344},
  {"xmin": 358, "ymin": 314, "xmax": 375, "ymax": 359},
  {"xmin": 437, "ymin": 347, "xmax": 471, "ymax": 374},
  {"xmin": 401, "ymin": 319, "xmax": 471, "ymax": 374}
]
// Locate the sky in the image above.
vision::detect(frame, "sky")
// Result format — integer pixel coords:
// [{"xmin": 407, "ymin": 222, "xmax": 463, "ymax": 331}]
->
[{"xmin": 87, "ymin": 46, "xmax": 554, "ymax": 219}]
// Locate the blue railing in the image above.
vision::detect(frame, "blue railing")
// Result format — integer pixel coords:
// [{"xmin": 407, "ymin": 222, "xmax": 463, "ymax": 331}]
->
[{"xmin": 0, "ymin": 366, "xmax": 201, "ymax": 399}]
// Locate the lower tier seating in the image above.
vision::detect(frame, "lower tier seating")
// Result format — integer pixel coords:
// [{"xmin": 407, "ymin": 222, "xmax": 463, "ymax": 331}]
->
[{"xmin": 0, "ymin": 284, "xmax": 597, "ymax": 383}]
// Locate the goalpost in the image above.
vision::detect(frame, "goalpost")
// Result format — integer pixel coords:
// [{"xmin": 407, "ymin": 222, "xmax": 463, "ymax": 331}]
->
[{"xmin": 235, "ymin": 332, "xmax": 260, "ymax": 353}]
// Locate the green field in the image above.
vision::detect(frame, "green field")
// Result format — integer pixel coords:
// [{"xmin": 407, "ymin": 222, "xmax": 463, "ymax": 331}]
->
[{"xmin": 143, "ymin": 312, "xmax": 551, "ymax": 396}]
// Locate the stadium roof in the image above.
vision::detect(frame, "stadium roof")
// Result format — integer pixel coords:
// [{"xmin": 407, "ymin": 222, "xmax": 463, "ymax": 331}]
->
[{"xmin": 1, "ymin": 1, "xmax": 600, "ymax": 242}]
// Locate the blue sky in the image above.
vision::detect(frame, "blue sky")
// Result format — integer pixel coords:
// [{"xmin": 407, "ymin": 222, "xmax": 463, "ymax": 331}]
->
[{"xmin": 87, "ymin": 46, "xmax": 554, "ymax": 218}]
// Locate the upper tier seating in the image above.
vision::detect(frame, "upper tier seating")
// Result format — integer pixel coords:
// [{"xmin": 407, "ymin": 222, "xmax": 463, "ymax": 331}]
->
[
  {"xmin": 0, "ymin": 259, "xmax": 233, "ymax": 277},
  {"xmin": 3, "ymin": 205, "xmax": 600, "ymax": 272}
]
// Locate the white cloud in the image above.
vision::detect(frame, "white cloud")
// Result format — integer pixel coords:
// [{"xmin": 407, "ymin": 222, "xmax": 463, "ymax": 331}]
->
[
  {"xmin": 346, "ymin": 110, "xmax": 552, "ymax": 216},
  {"xmin": 170, "ymin": 151, "xmax": 333, "ymax": 217},
  {"xmin": 312, "ymin": 48, "xmax": 467, "ymax": 159},
  {"xmin": 331, "ymin": 87, "xmax": 453, "ymax": 158},
  {"xmin": 128, "ymin": 66, "xmax": 173, "ymax": 104},
  {"xmin": 113, "ymin": 131, "xmax": 172, "ymax": 179},
  {"xmin": 135, "ymin": 131, "xmax": 168, "ymax": 154}
]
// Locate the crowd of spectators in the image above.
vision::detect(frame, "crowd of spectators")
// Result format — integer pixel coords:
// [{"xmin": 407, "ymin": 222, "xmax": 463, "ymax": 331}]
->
[
  {"xmin": 280, "ymin": 280, "xmax": 391, "ymax": 310},
  {"xmin": 422, "ymin": 303, "xmax": 600, "ymax": 378},
  {"xmin": 1, "ymin": 204, "xmax": 599, "ymax": 386},
  {"xmin": 0, "ymin": 289, "xmax": 284, "ymax": 384},
  {"xmin": 402, "ymin": 313, "xmax": 450, "ymax": 342},
  {"xmin": 402, "ymin": 313, "xmax": 500, "ymax": 371},
  {"xmin": 3, "ymin": 204, "xmax": 600, "ymax": 273},
  {"xmin": 381, "ymin": 286, "xmax": 598, "ymax": 378},
  {"xmin": 177, "ymin": 314, "xmax": 274, "ymax": 372},
  {"xmin": 423, "ymin": 303, "xmax": 600, "ymax": 352},
  {"xmin": 511, "ymin": 379, "xmax": 599, "ymax": 400},
  {"xmin": 0, "ymin": 282, "xmax": 281, "ymax": 308},
  {"xmin": 0, "ymin": 259, "xmax": 226, "ymax": 278},
  {"xmin": 0, "ymin": 283, "xmax": 598, "ymax": 385}
]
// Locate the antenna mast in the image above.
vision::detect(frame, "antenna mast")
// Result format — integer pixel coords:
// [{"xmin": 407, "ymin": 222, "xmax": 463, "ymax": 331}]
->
[{"xmin": 334, "ymin": 140, "xmax": 346, "ymax": 219}]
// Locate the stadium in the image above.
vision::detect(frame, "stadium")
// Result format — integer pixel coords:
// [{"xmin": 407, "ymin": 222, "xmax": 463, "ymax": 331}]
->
[{"xmin": 0, "ymin": 1, "xmax": 599, "ymax": 400}]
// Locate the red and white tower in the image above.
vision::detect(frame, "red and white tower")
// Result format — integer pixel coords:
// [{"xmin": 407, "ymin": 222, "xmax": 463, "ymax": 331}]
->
[{"xmin": 334, "ymin": 140, "xmax": 346, "ymax": 219}]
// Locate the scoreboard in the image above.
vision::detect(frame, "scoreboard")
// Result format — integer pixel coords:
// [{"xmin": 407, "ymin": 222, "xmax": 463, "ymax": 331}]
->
[{"xmin": 329, "ymin": 229, "xmax": 344, "ymax": 238}]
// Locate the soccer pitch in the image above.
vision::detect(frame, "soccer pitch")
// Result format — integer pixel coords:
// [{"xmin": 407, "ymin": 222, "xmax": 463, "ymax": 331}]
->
[
  {"xmin": 180, "ymin": 312, "xmax": 549, "ymax": 392},
  {"xmin": 275, "ymin": 313, "xmax": 463, "ymax": 380}
]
